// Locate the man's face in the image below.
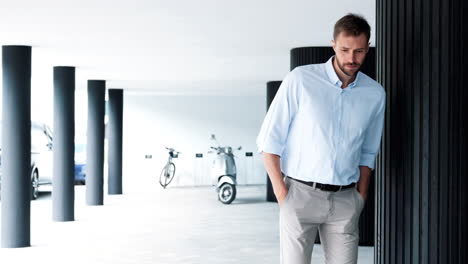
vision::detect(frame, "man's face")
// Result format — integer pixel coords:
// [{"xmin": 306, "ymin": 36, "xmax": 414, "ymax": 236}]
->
[{"xmin": 332, "ymin": 32, "xmax": 369, "ymax": 77}]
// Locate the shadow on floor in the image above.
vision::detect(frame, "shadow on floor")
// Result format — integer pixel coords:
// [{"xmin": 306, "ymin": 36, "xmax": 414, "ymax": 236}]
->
[{"xmin": 231, "ymin": 197, "xmax": 270, "ymax": 205}]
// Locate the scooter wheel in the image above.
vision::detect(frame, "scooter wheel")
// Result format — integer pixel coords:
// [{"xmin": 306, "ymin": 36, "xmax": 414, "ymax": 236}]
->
[{"xmin": 218, "ymin": 183, "xmax": 236, "ymax": 204}]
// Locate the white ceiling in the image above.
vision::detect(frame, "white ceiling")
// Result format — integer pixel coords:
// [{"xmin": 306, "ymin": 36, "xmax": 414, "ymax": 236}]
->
[{"xmin": 0, "ymin": 0, "xmax": 375, "ymax": 96}]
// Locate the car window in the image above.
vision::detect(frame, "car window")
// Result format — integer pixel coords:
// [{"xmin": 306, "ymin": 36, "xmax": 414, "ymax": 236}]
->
[
  {"xmin": 44, "ymin": 125, "xmax": 53, "ymax": 142},
  {"xmin": 75, "ymin": 143, "xmax": 87, "ymax": 163},
  {"xmin": 75, "ymin": 143, "xmax": 86, "ymax": 153}
]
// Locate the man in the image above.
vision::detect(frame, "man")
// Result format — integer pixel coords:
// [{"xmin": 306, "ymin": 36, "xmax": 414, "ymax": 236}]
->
[{"xmin": 256, "ymin": 14, "xmax": 385, "ymax": 264}]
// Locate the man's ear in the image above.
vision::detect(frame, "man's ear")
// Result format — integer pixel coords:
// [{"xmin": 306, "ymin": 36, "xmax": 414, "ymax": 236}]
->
[{"xmin": 331, "ymin": 39, "xmax": 336, "ymax": 51}]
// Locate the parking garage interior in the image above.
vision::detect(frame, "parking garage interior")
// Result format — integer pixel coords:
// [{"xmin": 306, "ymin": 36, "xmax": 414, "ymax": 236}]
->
[{"xmin": 0, "ymin": 1, "xmax": 467, "ymax": 264}]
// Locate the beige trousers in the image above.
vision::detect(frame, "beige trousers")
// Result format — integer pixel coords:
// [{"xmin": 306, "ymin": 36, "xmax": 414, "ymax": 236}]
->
[{"xmin": 280, "ymin": 177, "xmax": 365, "ymax": 264}]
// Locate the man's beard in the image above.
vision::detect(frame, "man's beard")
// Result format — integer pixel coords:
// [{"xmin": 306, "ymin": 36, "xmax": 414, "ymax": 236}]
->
[{"xmin": 336, "ymin": 57, "xmax": 361, "ymax": 77}]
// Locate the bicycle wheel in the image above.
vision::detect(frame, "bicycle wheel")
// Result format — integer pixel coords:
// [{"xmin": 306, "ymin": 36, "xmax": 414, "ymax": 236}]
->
[
  {"xmin": 159, "ymin": 162, "xmax": 176, "ymax": 188},
  {"xmin": 159, "ymin": 165, "xmax": 168, "ymax": 188}
]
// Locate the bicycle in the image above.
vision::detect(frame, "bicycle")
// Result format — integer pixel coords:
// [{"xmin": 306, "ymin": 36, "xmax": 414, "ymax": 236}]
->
[{"xmin": 159, "ymin": 147, "xmax": 180, "ymax": 188}]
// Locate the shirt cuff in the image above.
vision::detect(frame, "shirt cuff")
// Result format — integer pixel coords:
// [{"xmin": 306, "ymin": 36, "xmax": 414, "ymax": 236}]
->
[
  {"xmin": 257, "ymin": 141, "xmax": 283, "ymax": 156},
  {"xmin": 359, "ymin": 153, "xmax": 376, "ymax": 170}
]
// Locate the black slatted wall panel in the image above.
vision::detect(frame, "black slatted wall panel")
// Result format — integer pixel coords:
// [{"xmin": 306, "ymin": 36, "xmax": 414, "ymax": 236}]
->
[
  {"xmin": 290, "ymin": 46, "xmax": 376, "ymax": 246},
  {"xmin": 375, "ymin": 0, "xmax": 468, "ymax": 263}
]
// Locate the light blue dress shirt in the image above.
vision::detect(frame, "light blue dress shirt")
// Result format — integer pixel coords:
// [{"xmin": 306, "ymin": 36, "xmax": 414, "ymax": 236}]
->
[{"xmin": 257, "ymin": 56, "xmax": 386, "ymax": 185}]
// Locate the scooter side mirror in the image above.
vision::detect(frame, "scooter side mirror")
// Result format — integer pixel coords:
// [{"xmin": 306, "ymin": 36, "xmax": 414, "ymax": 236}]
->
[
  {"xmin": 237, "ymin": 146, "xmax": 242, "ymax": 151},
  {"xmin": 210, "ymin": 134, "xmax": 216, "ymax": 140}
]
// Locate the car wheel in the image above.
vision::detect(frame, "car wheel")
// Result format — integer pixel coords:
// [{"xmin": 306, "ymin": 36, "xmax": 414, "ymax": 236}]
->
[{"xmin": 31, "ymin": 170, "xmax": 39, "ymax": 200}]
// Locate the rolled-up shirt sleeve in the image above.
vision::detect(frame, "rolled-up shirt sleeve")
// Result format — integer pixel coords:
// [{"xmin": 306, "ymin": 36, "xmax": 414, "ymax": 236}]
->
[
  {"xmin": 256, "ymin": 70, "xmax": 301, "ymax": 156},
  {"xmin": 359, "ymin": 92, "xmax": 386, "ymax": 169}
]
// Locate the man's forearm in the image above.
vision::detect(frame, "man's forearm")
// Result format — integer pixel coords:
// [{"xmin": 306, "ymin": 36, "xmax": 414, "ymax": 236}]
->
[
  {"xmin": 357, "ymin": 166, "xmax": 372, "ymax": 201},
  {"xmin": 262, "ymin": 152, "xmax": 287, "ymax": 199}
]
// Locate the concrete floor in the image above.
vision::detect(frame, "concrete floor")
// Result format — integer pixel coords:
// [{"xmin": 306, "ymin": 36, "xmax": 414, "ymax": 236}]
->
[{"xmin": 0, "ymin": 179, "xmax": 373, "ymax": 264}]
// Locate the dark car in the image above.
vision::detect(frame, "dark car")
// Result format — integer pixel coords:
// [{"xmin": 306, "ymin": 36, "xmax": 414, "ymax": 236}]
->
[{"xmin": 74, "ymin": 142, "xmax": 86, "ymax": 185}]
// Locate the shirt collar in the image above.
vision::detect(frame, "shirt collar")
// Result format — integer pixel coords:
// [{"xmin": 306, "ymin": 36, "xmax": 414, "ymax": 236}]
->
[
  {"xmin": 325, "ymin": 56, "xmax": 340, "ymax": 86},
  {"xmin": 325, "ymin": 56, "xmax": 360, "ymax": 89}
]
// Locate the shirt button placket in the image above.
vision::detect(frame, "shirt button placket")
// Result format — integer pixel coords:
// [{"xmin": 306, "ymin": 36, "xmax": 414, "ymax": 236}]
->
[
  {"xmin": 332, "ymin": 92, "xmax": 342, "ymax": 173},
  {"xmin": 335, "ymin": 92, "xmax": 344, "ymax": 175},
  {"xmin": 339, "ymin": 91, "xmax": 345, "ymax": 145},
  {"xmin": 337, "ymin": 93, "xmax": 344, "ymax": 145}
]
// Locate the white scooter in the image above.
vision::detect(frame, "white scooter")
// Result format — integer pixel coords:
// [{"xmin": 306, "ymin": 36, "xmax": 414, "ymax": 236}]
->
[{"xmin": 208, "ymin": 134, "xmax": 241, "ymax": 204}]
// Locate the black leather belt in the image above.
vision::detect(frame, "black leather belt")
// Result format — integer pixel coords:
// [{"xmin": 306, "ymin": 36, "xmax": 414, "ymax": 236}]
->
[{"xmin": 287, "ymin": 176, "xmax": 356, "ymax": 192}]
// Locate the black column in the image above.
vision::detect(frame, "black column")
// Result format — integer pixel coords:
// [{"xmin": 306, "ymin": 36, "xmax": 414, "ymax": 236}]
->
[
  {"xmin": 290, "ymin": 46, "xmax": 376, "ymax": 246},
  {"xmin": 265, "ymin": 81, "xmax": 282, "ymax": 202},
  {"xmin": 291, "ymin": 46, "xmax": 334, "ymax": 71},
  {"xmin": 376, "ymin": 0, "xmax": 468, "ymax": 263},
  {"xmin": 1, "ymin": 45, "xmax": 31, "ymax": 248},
  {"xmin": 52, "ymin": 66, "xmax": 75, "ymax": 221},
  {"xmin": 107, "ymin": 89, "xmax": 123, "ymax": 195},
  {"xmin": 86, "ymin": 80, "xmax": 105, "ymax": 206}
]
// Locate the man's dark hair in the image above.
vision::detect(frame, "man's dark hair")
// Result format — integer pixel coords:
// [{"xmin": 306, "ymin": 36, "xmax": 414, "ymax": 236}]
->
[{"xmin": 333, "ymin": 13, "xmax": 371, "ymax": 42}]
